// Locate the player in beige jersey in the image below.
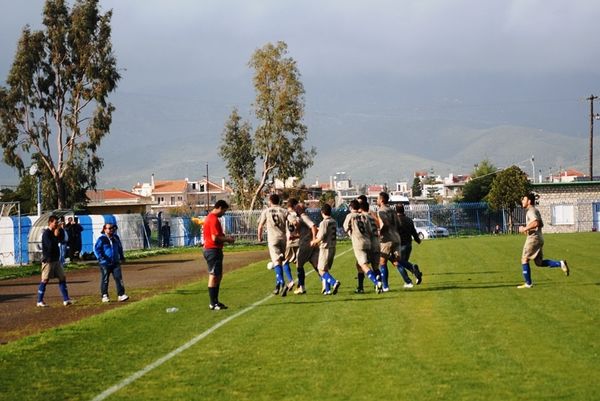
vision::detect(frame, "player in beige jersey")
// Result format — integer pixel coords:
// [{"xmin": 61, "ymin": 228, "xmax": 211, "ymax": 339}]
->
[
  {"xmin": 279, "ymin": 198, "xmax": 300, "ymax": 296},
  {"xmin": 343, "ymin": 200, "xmax": 383, "ymax": 293},
  {"xmin": 377, "ymin": 192, "xmax": 413, "ymax": 291},
  {"xmin": 257, "ymin": 194, "xmax": 289, "ymax": 295},
  {"xmin": 310, "ymin": 204, "xmax": 341, "ymax": 295},
  {"xmin": 294, "ymin": 202, "xmax": 319, "ymax": 294}
]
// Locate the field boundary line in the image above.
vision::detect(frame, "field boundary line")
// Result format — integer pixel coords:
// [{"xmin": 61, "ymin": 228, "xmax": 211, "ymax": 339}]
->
[{"xmin": 91, "ymin": 247, "xmax": 352, "ymax": 401}]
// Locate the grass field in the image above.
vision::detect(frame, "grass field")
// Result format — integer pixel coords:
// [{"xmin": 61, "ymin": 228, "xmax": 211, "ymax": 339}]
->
[{"xmin": 1, "ymin": 233, "xmax": 598, "ymax": 401}]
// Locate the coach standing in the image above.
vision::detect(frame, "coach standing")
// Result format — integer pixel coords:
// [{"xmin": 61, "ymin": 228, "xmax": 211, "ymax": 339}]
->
[
  {"xmin": 37, "ymin": 215, "xmax": 73, "ymax": 307},
  {"xmin": 203, "ymin": 200, "xmax": 235, "ymax": 310}
]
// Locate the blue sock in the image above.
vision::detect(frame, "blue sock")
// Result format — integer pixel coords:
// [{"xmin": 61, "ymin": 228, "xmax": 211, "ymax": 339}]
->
[
  {"xmin": 274, "ymin": 265, "xmax": 284, "ymax": 285},
  {"xmin": 366, "ymin": 271, "xmax": 378, "ymax": 285},
  {"xmin": 58, "ymin": 281, "xmax": 69, "ymax": 301},
  {"xmin": 522, "ymin": 263, "xmax": 532, "ymax": 285},
  {"xmin": 396, "ymin": 264, "xmax": 412, "ymax": 284},
  {"xmin": 323, "ymin": 271, "xmax": 337, "ymax": 284},
  {"xmin": 37, "ymin": 282, "xmax": 47, "ymax": 303},
  {"xmin": 380, "ymin": 265, "xmax": 389, "ymax": 288},
  {"xmin": 541, "ymin": 259, "xmax": 561, "ymax": 268},
  {"xmin": 283, "ymin": 262, "xmax": 293, "ymax": 282}
]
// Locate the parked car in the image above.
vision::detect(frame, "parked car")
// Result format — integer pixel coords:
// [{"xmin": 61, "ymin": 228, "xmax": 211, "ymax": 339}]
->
[{"xmin": 413, "ymin": 219, "xmax": 450, "ymax": 240}]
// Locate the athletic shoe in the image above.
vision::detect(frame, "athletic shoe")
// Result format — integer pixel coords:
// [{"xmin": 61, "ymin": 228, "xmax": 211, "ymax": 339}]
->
[
  {"xmin": 216, "ymin": 302, "xmax": 228, "ymax": 309},
  {"xmin": 355, "ymin": 287, "xmax": 365, "ymax": 294},
  {"xmin": 101, "ymin": 295, "xmax": 110, "ymax": 303},
  {"xmin": 414, "ymin": 264, "xmax": 423, "ymax": 285},
  {"xmin": 36, "ymin": 301, "xmax": 48, "ymax": 308},
  {"xmin": 382, "ymin": 286, "xmax": 390, "ymax": 292},
  {"xmin": 323, "ymin": 290, "xmax": 331, "ymax": 295},
  {"xmin": 209, "ymin": 303, "xmax": 226, "ymax": 310},
  {"xmin": 281, "ymin": 281, "xmax": 295, "ymax": 297},
  {"xmin": 63, "ymin": 299, "xmax": 74, "ymax": 306},
  {"xmin": 403, "ymin": 283, "xmax": 414, "ymax": 289},
  {"xmin": 332, "ymin": 281, "xmax": 341, "ymax": 295},
  {"xmin": 117, "ymin": 294, "xmax": 129, "ymax": 302},
  {"xmin": 273, "ymin": 284, "xmax": 281, "ymax": 295},
  {"xmin": 294, "ymin": 285, "xmax": 306, "ymax": 295},
  {"xmin": 560, "ymin": 260, "xmax": 570, "ymax": 276},
  {"xmin": 517, "ymin": 283, "xmax": 533, "ymax": 289}
]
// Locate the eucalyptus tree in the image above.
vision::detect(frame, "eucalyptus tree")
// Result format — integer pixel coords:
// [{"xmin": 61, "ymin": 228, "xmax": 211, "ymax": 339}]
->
[{"xmin": 0, "ymin": 0, "xmax": 120, "ymax": 209}]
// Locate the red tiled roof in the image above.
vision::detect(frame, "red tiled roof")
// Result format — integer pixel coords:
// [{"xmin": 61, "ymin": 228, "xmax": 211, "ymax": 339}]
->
[{"xmin": 153, "ymin": 180, "xmax": 187, "ymax": 193}]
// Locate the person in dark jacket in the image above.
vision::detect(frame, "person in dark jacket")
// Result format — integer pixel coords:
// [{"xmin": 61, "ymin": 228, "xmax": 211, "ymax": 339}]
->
[
  {"xmin": 395, "ymin": 204, "xmax": 424, "ymax": 285},
  {"xmin": 94, "ymin": 223, "xmax": 128, "ymax": 303},
  {"xmin": 37, "ymin": 215, "xmax": 73, "ymax": 307}
]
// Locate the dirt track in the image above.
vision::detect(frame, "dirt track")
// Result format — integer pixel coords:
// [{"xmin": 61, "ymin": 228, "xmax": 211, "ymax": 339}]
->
[{"xmin": 0, "ymin": 250, "xmax": 267, "ymax": 344}]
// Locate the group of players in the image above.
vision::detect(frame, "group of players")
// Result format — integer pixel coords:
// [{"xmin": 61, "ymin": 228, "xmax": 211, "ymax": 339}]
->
[{"xmin": 257, "ymin": 191, "xmax": 424, "ymax": 296}]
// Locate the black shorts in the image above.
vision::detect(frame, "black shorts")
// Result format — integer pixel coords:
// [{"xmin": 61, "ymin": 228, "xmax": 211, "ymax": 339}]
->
[{"xmin": 203, "ymin": 248, "xmax": 224, "ymax": 276}]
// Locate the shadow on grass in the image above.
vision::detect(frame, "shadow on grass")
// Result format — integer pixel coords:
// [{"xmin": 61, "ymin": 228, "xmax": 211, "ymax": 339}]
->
[
  {"xmin": 125, "ymin": 259, "xmax": 195, "ymax": 266},
  {"xmin": 0, "ymin": 279, "xmax": 90, "ymax": 287},
  {"xmin": 0, "ymin": 292, "xmax": 32, "ymax": 302}
]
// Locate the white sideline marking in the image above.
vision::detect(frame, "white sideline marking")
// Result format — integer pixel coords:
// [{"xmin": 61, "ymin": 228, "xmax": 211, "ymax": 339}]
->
[{"xmin": 92, "ymin": 248, "xmax": 352, "ymax": 401}]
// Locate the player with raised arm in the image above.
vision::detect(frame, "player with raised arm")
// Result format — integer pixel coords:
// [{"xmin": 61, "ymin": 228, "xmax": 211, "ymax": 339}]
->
[{"xmin": 257, "ymin": 194, "xmax": 289, "ymax": 296}]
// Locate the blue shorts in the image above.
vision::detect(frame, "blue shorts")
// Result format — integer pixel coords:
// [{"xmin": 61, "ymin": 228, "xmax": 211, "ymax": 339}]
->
[{"xmin": 203, "ymin": 248, "xmax": 224, "ymax": 276}]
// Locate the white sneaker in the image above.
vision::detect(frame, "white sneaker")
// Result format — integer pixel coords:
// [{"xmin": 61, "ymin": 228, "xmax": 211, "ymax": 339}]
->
[
  {"xmin": 36, "ymin": 301, "xmax": 48, "ymax": 308},
  {"xmin": 560, "ymin": 260, "xmax": 570, "ymax": 276},
  {"xmin": 117, "ymin": 294, "xmax": 129, "ymax": 302},
  {"xmin": 63, "ymin": 299, "xmax": 74, "ymax": 306},
  {"xmin": 101, "ymin": 295, "xmax": 110, "ymax": 303},
  {"xmin": 517, "ymin": 283, "xmax": 533, "ymax": 289},
  {"xmin": 403, "ymin": 283, "xmax": 414, "ymax": 289}
]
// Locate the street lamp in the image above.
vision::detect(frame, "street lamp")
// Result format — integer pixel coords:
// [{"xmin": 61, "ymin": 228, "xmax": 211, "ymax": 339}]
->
[{"xmin": 29, "ymin": 163, "xmax": 41, "ymax": 217}]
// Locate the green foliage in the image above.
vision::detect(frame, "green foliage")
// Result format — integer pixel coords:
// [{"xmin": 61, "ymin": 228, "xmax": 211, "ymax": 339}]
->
[
  {"xmin": 487, "ymin": 165, "xmax": 531, "ymax": 231},
  {"xmin": 461, "ymin": 159, "xmax": 498, "ymax": 202},
  {"xmin": 219, "ymin": 108, "xmax": 258, "ymax": 209},
  {"xmin": 319, "ymin": 190, "xmax": 336, "ymax": 206},
  {"xmin": 1, "ymin": 235, "xmax": 597, "ymax": 400},
  {"xmin": 0, "ymin": 0, "xmax": 120, "ymax": 209},
  {"xmin": 411, "ymin": 176, "xmax": 422, "ymax": 196}
]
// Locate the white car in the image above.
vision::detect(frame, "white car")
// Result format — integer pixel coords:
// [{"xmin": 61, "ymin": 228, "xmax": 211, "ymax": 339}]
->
[{"xmin": 413, "ymin": 219, "xmax": 450, "ymax": 240}]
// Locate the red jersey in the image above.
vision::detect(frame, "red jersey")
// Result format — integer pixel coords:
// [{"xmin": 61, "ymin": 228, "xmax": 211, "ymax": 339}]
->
[{"xmin": 203, "ymin": 212, "xmax": 224, "ymax": 249}]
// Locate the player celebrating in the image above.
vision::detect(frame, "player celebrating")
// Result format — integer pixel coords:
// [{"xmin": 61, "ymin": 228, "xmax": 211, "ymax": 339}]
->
[
  {"xmin": 395, "ymin": 204, "xmax": 423, "ymax": 284},
  {"xmin": 517, "ymin": 192, "xmax": 570, "ymax": 288},
  {"xmin": 310, "ymin": 204, "xmax": 341, "ymax": 295},
  {"xmin": 258, "ymin": 194, "xmax": 289, "ymax": 296},
  {"xmin": 343, "ymin": 200, "xmax": 383, "ymax": 293},
  {"xmin": 294, "ymin": 202, "xmax": 319, "ymax": 294},
  {"xmin": 281, "ymin": 198, "xmax": 300, "ymax": 295},
  {"xmin": 377, "ymin": 192, "xmax": 413, "ymax": 290}
]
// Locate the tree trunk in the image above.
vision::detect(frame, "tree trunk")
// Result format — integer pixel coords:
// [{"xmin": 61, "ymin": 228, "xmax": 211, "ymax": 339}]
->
[{"xmin": 55, "ymin": 176, "xmax": 65, "ymax": 210}]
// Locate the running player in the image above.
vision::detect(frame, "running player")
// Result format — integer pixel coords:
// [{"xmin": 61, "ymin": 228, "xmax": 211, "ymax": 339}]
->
[
  {"xmin": 517, "ymin": 192, "xmax": 570, "ymax": 288},
  {"xmin": 294, "ymin": 202, "xmax": 319, "ymax": 294},
  {"xmin": 310, "ymin": 204, "xmax": 341, "ymax": 295},
  {"xmin": 395, "ymin": 203, "xmax": 423, "ymax": 284},
  {"xmin": 343, "ymin": 200, "xmax": 383, "ymax": 293},
  {"xmin": 377, "ymin": 192, "xmax": 413, "ymax": 290},
  {"xmin": 257, "ymin": 194, "xmax": 289, "ymax": 295}
]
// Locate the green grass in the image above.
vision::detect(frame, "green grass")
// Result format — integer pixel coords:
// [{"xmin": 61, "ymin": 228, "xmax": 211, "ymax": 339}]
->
[{"xmin": 1, "ymin": 233, "xmax": 598, "ymax": 401}]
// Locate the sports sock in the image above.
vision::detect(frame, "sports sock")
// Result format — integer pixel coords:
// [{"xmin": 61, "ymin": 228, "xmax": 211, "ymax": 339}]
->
[
  {"xmin": 208, "ymin": 287, "xmax": 218, "ymax": 305},
  {"xmin": 357, "ymin": 272, "xmax": 365, "ymax": 289},
  {"xmin": 37, "ymin": 282, "xmax": 47, "ymax": 303},
  {"xmin": 372, "ymin": 268, "xmax": 381, "ymax": 279},
  {"xmin": 380, "ymin": 265, "xmax": 389, "ymax": 288},
  {"xmin": 396, "ymin": 264, "xmax": 412, "ymax": 284},
  {"xmin": 365, "ymin": 271, "xmax": 378, "ymax": 285},
  {"xmin": 215, "ymin": 284, "xmax": 220, "ymax": 304},
  {"xmin": 283, "ymin": 262, "xmax": 293, "ymax": 282},
  {"xmin": 297, "ymin": 267, "xmax": 305, "ymax": 286},
  {"xmin": 322, "ymin": 271, "xmax": 337, "ymax": 284},
  {"xmin": 541, "ymin": 259, "xmax": 561, "ymax": 268},
  {"xmin": 58, "ymin": 281, "xmax": 69, "ymax": 301},
  {"xmin": 522, "ymin": 263, "xmax": 532, "ymax": 285},
  {"xmin": 274, "ymin": 265, "xmax": 284, "ymax": 285}
]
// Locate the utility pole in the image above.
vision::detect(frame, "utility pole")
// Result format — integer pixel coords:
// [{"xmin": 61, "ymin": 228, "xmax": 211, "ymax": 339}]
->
[
  {"xmin": 588, "ymin": 95, "xmax": 599, "ymax": 181},
  {"xmin": 205, "ymin": 163, "xmax": 210, "ymax": 212}
]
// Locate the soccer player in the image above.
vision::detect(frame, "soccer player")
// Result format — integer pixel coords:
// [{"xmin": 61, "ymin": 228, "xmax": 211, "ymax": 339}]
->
[
  {"xmin": 258, "ymin": 194, "xmax": 289, "ymax": 295},
  {"xmin": 203, "ymin": 200, "xmax": 235, "ymax": 310},
  {"xmin": 281, "ymin": 198, "xmax": 300, "ymax": 295},
  {"xmin": 396, "ymin": 204, "xmax": 423, "ymax": 284},
  {"xmin": 358, "ymin": 200, "xmax": 382, "ymax": 292},
  {"xmin": 36, "ymin": 215, "xmax": 74, "ymax": 307},
  {"xmin": 377, "ymin": 192, "xmax": 413, "ymax": 290},
  {"xmin": 517, "ymin": 192, "xmax": 570, "ymax": 288},
  {"xmin": 343, "ymin": 200, "xmax": 383, "ymax": 293},
  {"xmin": 294, "ymin": 202, "xmax": 319, "ymax": 294},
  {"xmin": 310, "ymin": 204, "xmax": 341, "ymax": 295}
]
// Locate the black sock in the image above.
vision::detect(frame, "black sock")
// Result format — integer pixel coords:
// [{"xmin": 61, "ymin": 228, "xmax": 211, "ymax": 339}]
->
[
  {"xmin": 208, "ymin": 287, "xmax": 217, "ymax": 305},
  {"xmin": 297, "ymin": 267, "xmax": 305, "ymax": 286},
  {"xmin": 357, "ymin": 272, "xmax": 365, "ymax": 289},
  {"xmin": 215, "ymin": 284, "xmax": 220, "ymax": 304}
]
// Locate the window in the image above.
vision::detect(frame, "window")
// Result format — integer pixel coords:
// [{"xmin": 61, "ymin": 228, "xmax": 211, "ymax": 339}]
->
[
  {"xmin": 170, "ymin": 196, "xmax": 175, "ymax": 205},
  {"xmin": 177, "ymin": 196, "xmax": 183, "ymax": 202},
  {"xmin": 551, "ymin": 205, "xmax": 574, "ymax": 225},
  {"xmin": 199, "ymin": 184, "xmax": 205, "ymax": 192},
  {"xmin": 191, "ymin": 183, "xmax": 197, "ymax": 190}
]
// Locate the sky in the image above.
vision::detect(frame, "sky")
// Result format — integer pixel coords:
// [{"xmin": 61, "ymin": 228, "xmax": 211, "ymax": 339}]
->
[{"xmin": 1, "ymin": 0, "xmax": 600, "ymax": 187}]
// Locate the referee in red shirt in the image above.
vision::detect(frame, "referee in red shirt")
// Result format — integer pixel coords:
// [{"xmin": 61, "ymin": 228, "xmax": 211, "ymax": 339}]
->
[{"xmin": 203, "ymin": 200, "xmax": 235, "ymax": 310}]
